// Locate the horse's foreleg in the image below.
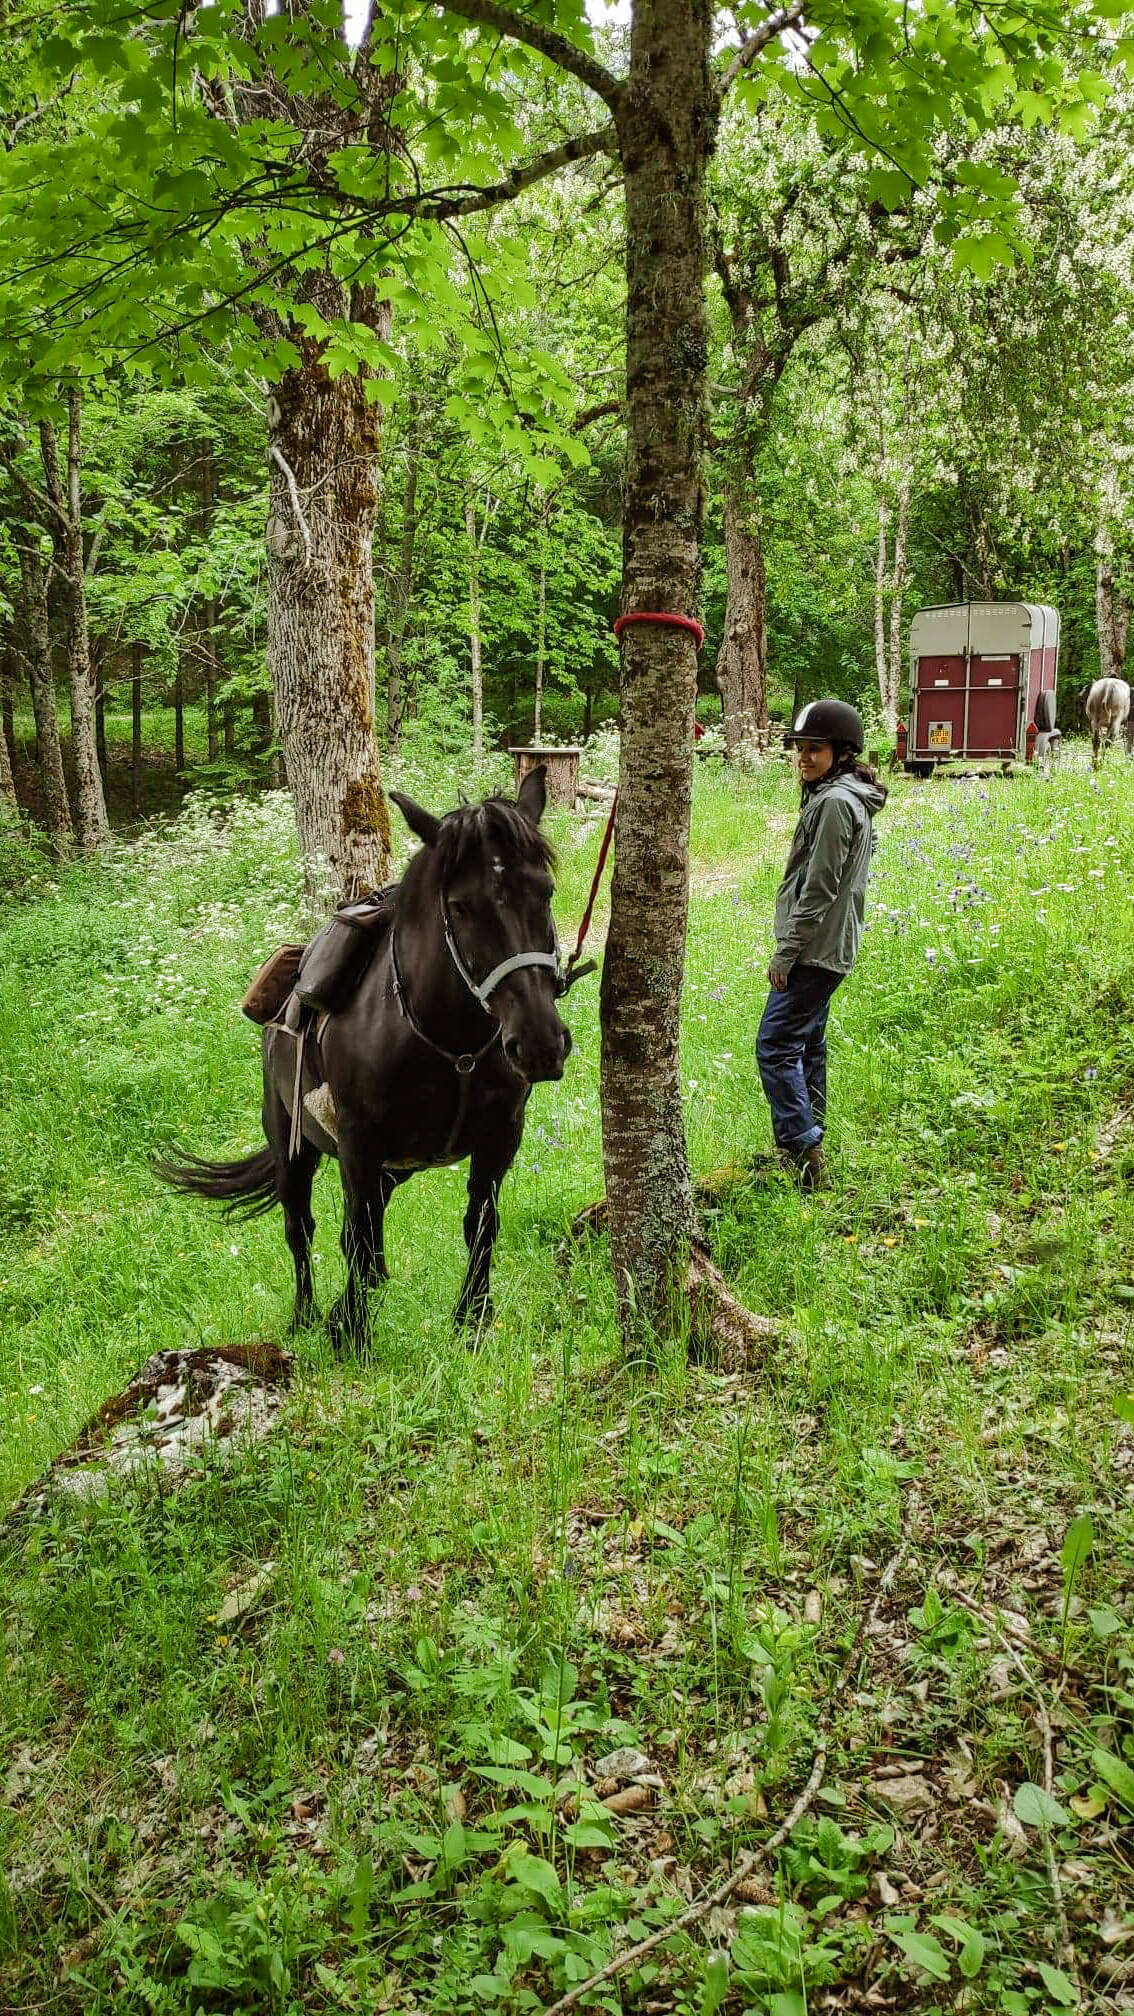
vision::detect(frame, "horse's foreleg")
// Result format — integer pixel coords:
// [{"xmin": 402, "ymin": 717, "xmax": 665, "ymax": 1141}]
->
[
  {"xmin": 455, "ymin": 1130, "xmax": 522, "ymax": 1334},
  {"xmin": 327, "ymin": 1145, "xmax": 398, "ymax": 1355}
]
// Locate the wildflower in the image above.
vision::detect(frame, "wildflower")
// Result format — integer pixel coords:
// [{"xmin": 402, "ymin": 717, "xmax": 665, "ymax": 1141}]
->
[
  {"xmin": 1084, "ymin": 1068, "xmax": 1098, "ymax": 1082},
  {"xmin": 925, "ymin": 948, "xmax": 939, "ymax": 966},
  {"xmin": 912, "ymin": 1218, "xmax": 930, "ymax": 1228},
  {"xmin": 1051, "ymin": 1143, "xmax": 1066, "ymax": 1153}
]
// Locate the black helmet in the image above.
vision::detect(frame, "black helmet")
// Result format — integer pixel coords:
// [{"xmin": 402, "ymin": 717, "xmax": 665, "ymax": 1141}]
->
[{"xmin": 783, "ymin": 698, "xmax": 865, "ymax": 752}]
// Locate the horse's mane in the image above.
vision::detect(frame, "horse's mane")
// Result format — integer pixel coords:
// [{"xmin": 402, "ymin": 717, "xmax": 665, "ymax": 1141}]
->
[{"xmin": 400, "ymin": 797, "xmax": 556, "ymax": 900}]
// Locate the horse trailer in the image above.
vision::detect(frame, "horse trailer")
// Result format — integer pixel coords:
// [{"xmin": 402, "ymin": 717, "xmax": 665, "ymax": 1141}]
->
[{"xmin": 901, "ymin": 601, "xmax": 1060, "ymax": 772}]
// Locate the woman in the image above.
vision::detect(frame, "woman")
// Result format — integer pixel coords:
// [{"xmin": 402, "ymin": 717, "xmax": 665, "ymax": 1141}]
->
[{"xmin": 757, "ymin": 699, "xmax": 886, "ymax": 1190}]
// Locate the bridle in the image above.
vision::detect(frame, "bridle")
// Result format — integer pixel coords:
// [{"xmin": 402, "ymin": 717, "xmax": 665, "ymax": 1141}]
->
[{"xmin": 391, "ymin": 884, "xmax": 564, "ymax": 1077}]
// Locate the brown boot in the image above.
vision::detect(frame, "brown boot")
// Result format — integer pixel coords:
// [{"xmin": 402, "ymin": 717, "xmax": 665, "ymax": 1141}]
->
[{"xmin": 798, "ymin": 1145, "xmax": 829, "ymax": 1192}]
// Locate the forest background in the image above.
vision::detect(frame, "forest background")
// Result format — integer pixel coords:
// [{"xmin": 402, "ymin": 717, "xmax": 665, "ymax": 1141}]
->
[{"xmin": 0, "ymin": 6, "xmax": 1132, "ymax": 858}]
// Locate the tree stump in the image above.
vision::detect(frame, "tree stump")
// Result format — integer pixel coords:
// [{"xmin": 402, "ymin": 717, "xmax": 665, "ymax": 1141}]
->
[{"xmin": 511, "ymin": 746, "xmax": 581, "ymax": 809}]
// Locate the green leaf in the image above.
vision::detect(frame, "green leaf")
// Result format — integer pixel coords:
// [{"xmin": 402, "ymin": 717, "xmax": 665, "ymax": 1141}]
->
[
  {"xmin": 887, "ymin": 1929, "xmax": 951, "ymax": 1980},
  {"xmin": 1114, "ymin": 1392, "xmax": 1134, "ymax": 1427},
  {"xmin": 1088, "ymin": 1606, "xmax": 1122, "ymax": 1638},
  {"xmin": 1091, "ymin": 1748, "xmax": 1134, "ymax": 1813},
  {"xmin": 1036, "ymin": 1959, "xmax": 1079, "ymax": 2006},
  {"xmin": 1013, "ymin": 1782, "xmax": 1072, "ymax": 1829},
  {"xmin": 701, "ymin": 1952, "xmax": 730, "ymax": 2016},
  {"xmin": 508, "ymin": 1852, "xmax": 562, "ymax": 1908},
  {"xmin": 1060, "ymin": 1515, "xmax": 1093, "ymax": 1582}
]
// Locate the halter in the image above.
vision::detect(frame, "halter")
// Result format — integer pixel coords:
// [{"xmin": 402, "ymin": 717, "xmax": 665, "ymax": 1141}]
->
[{"xmin": 390, "ymin": 886, "xmax": 563, "ymax": 1075}]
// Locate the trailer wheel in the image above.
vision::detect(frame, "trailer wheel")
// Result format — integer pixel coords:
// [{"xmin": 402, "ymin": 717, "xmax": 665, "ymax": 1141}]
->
[{"xmin": 1034, "ymin": 689, "xmax": 1057, "ymax": 733}]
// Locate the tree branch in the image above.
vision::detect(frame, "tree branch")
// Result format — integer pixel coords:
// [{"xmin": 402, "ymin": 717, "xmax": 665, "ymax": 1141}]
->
[
  {"xmin": 572, "ymin": 397, "xmax": 622, "ymax": 432},
  {"xmin": 269, "ymin": 443, "xmax": 312, "ymax": 570},
  {"xmin": 718, "ymin": 4, "xmax": 808, "ymax": 96},
  {"xmin": 431, "ymin": 0, "xmax": 623, "ymax": 112},
  {"xmin": 417, "ymin": 122, "xmax": 618, "ymax": 220}
]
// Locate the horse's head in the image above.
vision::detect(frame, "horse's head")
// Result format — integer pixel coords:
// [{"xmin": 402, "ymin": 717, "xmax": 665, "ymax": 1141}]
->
[{"xmin": 390, "ymin": 766, "xmax": 573, "ymax": 1084}]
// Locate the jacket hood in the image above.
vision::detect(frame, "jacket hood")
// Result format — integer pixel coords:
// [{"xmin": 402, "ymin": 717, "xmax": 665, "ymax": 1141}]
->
[{"xmin": 814, "ymin": 770, "xmax": 887, "ymax": 817}]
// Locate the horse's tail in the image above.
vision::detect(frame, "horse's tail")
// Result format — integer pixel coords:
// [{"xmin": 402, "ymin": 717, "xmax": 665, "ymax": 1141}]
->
[{"xmin": 153, "ymin": 1145, "xmax": 279, "ymax": 1220}]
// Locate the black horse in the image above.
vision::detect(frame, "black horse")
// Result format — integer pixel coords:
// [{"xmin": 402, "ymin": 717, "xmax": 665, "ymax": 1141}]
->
[{"xmin": 159, "ymin": 768, "xmax": 572, "ymax": 1347}]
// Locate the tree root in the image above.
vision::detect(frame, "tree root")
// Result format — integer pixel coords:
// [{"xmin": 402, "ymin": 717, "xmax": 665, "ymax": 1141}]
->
[{"xmin": 686, "ymin": 1240, "xmax": 777, "ymax": 1369}]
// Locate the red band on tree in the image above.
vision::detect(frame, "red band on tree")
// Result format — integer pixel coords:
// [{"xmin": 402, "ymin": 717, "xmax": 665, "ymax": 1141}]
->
[{"xmin": 613, "ymin": 611, "xmax": 706, "ymax": 650}]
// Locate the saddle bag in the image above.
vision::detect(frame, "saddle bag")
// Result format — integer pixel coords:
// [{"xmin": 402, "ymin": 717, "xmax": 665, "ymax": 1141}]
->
[
  {"xmin": 241, "ymin": 943, "xmax": 305, "ymax": 1026},
  {"xmin": 294, "ymin": 885, "xmax": 398, "ymax": 1015}
]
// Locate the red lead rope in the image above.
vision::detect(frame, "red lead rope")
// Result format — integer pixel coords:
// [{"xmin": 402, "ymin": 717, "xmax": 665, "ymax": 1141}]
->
[
  {"xmin": 565, "ymin": 787, "xmax": 618, "ymax": 983},
  {"xmin": 613, "ymin": 610, "xmax": 706, "ymax": 650},
  {"xmin": 563, "ymin": 611, "xmax": 704, "ymax": 985}
]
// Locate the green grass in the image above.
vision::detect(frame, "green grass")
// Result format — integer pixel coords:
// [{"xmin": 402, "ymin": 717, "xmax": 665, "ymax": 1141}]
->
[{"xmin": 1, "ymin": 753, "xmax": 1133, "ymax": 2015}]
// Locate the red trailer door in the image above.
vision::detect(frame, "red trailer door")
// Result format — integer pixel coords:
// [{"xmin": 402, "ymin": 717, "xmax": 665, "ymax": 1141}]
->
[
  {"xmin": 967, "ymin": 654, "xmax": 1020, "ymax": 753},
  {"xmin": 912, "ymin": 654, "xmax": 965, "ymax": 755}
]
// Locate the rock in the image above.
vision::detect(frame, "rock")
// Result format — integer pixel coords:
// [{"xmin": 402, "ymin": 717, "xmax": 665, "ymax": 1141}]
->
[
  {"xmin": 593, "ymin": 1746, "xmax": 654, "ymax": 1783},
  {"xmin": 871, "ymin": 1773, "xmax": 934, "ymax": 1814}
]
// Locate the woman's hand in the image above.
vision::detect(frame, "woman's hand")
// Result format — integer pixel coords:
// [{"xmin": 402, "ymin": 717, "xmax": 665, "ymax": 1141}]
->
[{"xmin": 768, "ymin": 960, "xmax": 791, "ymax": 991}]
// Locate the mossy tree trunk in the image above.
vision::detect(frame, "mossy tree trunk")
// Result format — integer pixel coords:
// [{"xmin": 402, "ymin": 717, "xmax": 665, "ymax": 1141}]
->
[{"xmin": 265, "ymin": 286, "xmax": 392, "ymax": 907}]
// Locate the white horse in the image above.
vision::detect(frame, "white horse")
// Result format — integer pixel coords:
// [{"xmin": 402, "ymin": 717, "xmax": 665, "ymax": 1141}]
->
[{"xmin": 1085, "ymin": 677, "xmax": 1132, "ymax": 766}]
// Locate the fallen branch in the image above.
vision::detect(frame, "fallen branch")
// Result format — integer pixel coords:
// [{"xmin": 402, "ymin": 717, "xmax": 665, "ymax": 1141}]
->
[
  {"xmin": 936, "ymin": 1571, "xmax": 1092, "ymax": 1688},
  {"xmin": 540, "ymin": 1530, "xmax": 912, "ymax": 2016}
]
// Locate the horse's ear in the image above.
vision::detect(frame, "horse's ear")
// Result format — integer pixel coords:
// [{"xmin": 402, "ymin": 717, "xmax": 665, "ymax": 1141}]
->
[
  {"xmin": 516, "ymin": 764, "xmax": 547, "ymax": 826},
  {"xmin": 389, "ymin": 790, "xmax": 442, "ymax": 848}
]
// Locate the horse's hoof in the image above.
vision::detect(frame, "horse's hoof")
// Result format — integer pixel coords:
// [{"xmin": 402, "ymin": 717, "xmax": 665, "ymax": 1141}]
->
[
  {"xmin": 455, "ymin": 1298, "xmax": 493, "ymax": 1342},
  {"xmin": 326, "ymin": 1306, "xmax": 366, "ymax": 1358}
]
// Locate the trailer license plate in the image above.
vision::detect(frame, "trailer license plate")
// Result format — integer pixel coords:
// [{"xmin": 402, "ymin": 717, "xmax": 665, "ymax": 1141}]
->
[{"xmin": 928, "ymin": 722, "xmax": 952, "ymax": 748}]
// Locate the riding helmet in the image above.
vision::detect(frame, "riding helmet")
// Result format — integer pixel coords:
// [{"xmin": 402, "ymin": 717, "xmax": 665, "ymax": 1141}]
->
[{"xmin": 783, "ymin": 698, "xmax": 865, "ymax": 751}]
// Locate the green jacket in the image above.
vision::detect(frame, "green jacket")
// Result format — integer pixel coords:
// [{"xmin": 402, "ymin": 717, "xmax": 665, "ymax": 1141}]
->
[{"xmin": 773, "ymin": 771, "xmax": 886, "ymax": 976}]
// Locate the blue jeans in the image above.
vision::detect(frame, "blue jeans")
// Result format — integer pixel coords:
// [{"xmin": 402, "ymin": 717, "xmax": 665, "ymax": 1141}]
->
[{"xmin": 757, "ymin": 963, "xmax": 843, "ymax": 1153}]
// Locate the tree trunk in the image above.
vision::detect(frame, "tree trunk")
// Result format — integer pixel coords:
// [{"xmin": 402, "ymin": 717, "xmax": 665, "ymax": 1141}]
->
[
  {"xmin": 601, "ymin": 3, "xmax": 715, "ymax": 1340},
  {"xmin": 94, "ymin": 646, "xmax": 107, "ymax": 785},
  {"xmin": 17, "ymin": 543, "xmax": 73, "ymax": 851},
  {"xmin": 465, "ymin": 490, "xmax": 484, "ymax": 762},
  {"xmin": 534, "ymin": 555, "xmax": 547, "ymax": 743},
  {"xmin": 131, "ymin": 639, "xmax": 143, "ymax": 812},
  {"xmin": 715, "ymin": 480, "xmax": 769, "ymax": 758},
  {"xmin": 874, "ymin": 489, "xmax": 890, "ymax": 722},
  {"xmin": 174, "ymin": 655, "xmax": 185, "ymax": 773},
  {"xmin": 1095, "ymin": 484, "xmax": 1130, "ymax": 683},
  {"xmin": 202, "ymin": 440, "xmax": 221, "ymax": 762},
  {"xmin": 884, "ymin": 462, "xmax": 912, "ymax": 733},
  {"xmin": 265, "ymin": 325, "xmax": 391, "ymax": 906},
  {"xmin": 1, "ymin": 647, "xmax": 17, "ymax": 786},
  {"xmin": 0, "ymin": 654, "xmax": 16, "ymax": 818},
  {"xmin": 38, "ymin": 392, "xmax": 111, "ymax": 851},
  {"xmin": 252, "ymin": 688, "xmax": 273, "ymax": 753},
  {"xmin": 385, "ymin": 409, "xmax": 420, "ymax": 755}
]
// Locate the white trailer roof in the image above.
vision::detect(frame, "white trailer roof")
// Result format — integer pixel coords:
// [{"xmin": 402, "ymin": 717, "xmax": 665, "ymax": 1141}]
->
[{"xmin": 910, "ymin": 602, "xmax": 1059, "ymax": 656}]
